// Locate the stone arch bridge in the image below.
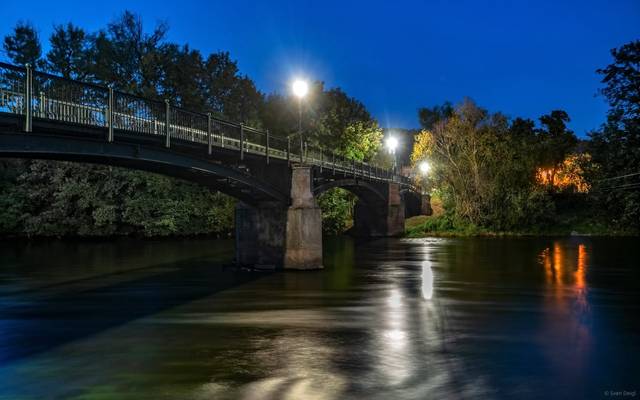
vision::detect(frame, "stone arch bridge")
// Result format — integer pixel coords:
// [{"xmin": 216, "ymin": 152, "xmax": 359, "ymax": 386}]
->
[{"xmin": 0, "ymin": 62, "xmax": 430, "ymax": 269}]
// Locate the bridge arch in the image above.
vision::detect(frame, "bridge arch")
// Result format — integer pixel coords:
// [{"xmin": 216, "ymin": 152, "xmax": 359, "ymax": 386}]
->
[
  {"xmin": 0, "ymin": 132, "xmax": 288, "ymax": 206},
  {"xmin": 313, "ymin": 178, "xmax": 387, "ymax": 206},
  {"xmin": 312, "ymin": 177, "xmax": 397, "ymax": 237}
]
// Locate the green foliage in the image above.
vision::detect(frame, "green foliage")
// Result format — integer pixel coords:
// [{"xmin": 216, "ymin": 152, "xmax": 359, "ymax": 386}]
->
[
  {"xmin": 536, "ymin": 110, "xmax": 578, "ymax": 187},
  {"xmin": 89, "ymin": 11, "xmax": 168, "ymax": 96},
  {"xmin": 418, "ymin": 102, "xmax": 454, "ymax": 130},
  {"xmin": 405, "ymin": 213, "xmax": 482, "ymax": 237},
  {"xmin": 2, "ymin": 22, "xmax": 43, "ymax": 67},
  {"xmin": 589, "ymin": 40, "xmax": 640, "ymax": 231},
  {"xmin": 411, "ymin": 99, "xmax": 564, "ymax": 231},
  {"xmin": 261, "ymin": 84, "xmax": 384, "ymax": 161},
  {"xmin": 0, "ymin": 161, "xmax": 234, "ymax": 237},
  {"xmin": 46, "ymin": 23, "xmax": 91, "ymax": 79},
  {"xmin": 317, "ymin": 188, "xmax": 356, "ymax": 235},
  {"xmin": 406, "ymin": 193, "xmax": 635, "ymax": 237}
]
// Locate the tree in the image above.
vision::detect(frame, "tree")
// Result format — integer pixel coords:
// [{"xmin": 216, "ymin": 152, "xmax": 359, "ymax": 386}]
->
[
  {"xmin": 316, "ymin": 88, "xmax": 383, "ymax": 161},
  {"xmin": 598, "ymin": 40, "xmax": 640, "ymax": 123},
  {"xmin": 589, "ymin": 40, "xmax": 640, "ymax": 229},
  {"xmin": 262, "ymin": 84, "xmax": 383, "ymax": 160},
  {"xmin": 46, "ymin": 23, "xmax": 91, "ymax": 79},
  {"xmin": 200, "ymin": 52, "xmax": 264, "ymax": 124},
  {"xmin": 89, "ymin": 11, "xmax": 167, "ymax": 96},
  {"xmin": 536, "ymin": 110, "xmax": 578, "ymax": 189},
  {"xmin": 3, "ymin": 22, "xmax": 43, "ymax": 67},
  {"xmin": 418, "ymin": 102, "xmax": 453, "ymax": 130},
  {"xmin": 157, "ymin": 43, "xmax": 207, "ymax": 110},
  {"xmin": 411, "ymin": 99, "xmax": 553, "ymax": 230}
]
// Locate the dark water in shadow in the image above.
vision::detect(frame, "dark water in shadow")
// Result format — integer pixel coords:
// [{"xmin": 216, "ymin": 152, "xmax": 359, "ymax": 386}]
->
[{"xmin": 0, "ymin": 236, "xmax": 638, "ymax": 399}]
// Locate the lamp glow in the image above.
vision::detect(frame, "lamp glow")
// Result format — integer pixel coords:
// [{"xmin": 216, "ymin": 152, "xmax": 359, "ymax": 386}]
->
[
  {"xmin": 418, "ymin": 161, "xmax": 431, "ymax": 174},
  {"xmin": 385, "ymin": 136, "xmax": 399, "ymax": 153},
  {"xmin": 292, "ymin": 79, "xmax": 309, "ymax": 98}
]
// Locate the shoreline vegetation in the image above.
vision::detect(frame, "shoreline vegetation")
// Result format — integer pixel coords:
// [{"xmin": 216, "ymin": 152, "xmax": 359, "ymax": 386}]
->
[{"xmin": 404, "ymin": 215, "xmax": 638, "ymax": 238}]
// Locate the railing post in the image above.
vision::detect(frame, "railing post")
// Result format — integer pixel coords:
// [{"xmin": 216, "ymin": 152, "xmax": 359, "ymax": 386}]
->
[
  {"xmin": 299, "ymin": 137, "xmax": 304, "ymax": 163},
  {"xmin": 207, "ymin": 113, "xmax": 212, "ymax": 155},
  {"xmin": 24, "ymin": 63, "xmax": 32, "ymax": 132},
  {"xmin": 332, "ymin": 152, "xmax": 335, "ymax": 175},
  {"xmin": 39, "ymin": 91, "xmax": 45, "ymax": 118},
  {"xmin": 287, "ymin": 136, "xmax": 291, "ymax": 166},
  {"xmin": 353, "ymin": 159, "xmax": 356, "ymax": 178},
  {"xmin": 240, "ymin": 123, "xmax": 244, "ymax": 160},
  {"xmin": 164, "ymin": 99, "xmax": 170, "ymax": 148},
  {"xmin": 343, "ymin": 155, "xmax": 346, "ymax": 177},
  {"xmin": 107, "ymin": 86, "xmax": 114, "ymax": 143},
  {"xmin": 320, "ymin": 147, "xmax": 323, "ymax": 173},
  {"xmin": 266, "ymin": 129, "xmax": 270, "ymax": 164}
]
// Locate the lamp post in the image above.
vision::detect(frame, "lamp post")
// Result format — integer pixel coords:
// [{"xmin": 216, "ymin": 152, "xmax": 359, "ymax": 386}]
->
[
  {"xmin": 292, "ymin": 79, "xmax": 309, "ymax": 163},
  {"xmin": 385, "ymin": 135, "xmax": 399, "ymax": 172}
]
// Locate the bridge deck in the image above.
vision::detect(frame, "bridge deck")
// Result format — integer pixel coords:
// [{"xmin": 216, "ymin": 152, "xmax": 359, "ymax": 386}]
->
[{"xmin": 0, "ymin": 62, "xmax": 410, "ymax": 186}]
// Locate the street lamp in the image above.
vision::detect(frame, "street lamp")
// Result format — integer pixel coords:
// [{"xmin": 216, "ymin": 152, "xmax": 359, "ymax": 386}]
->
[
  {"xmin": 292, "ymin": 79, "xmax": 309, "ymax": 163},
  {"xmin": 418, "ymin": 160, "xmax": 431, "ymax": 175},
  {"xmin": 385, "ymin": 136, "xmax": 399, "ymax": 171}
]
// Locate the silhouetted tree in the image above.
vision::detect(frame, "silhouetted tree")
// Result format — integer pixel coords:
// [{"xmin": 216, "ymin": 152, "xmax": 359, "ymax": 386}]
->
[
  {"xmin": 3, "ymin": 22, "xmax": 43, "ymax": 67},
  {"xmin": 590, "ymin": 40, "xmax": 640, "ymax": 229},
  {"xmin": 46, "ymin": 23, "xmax": 91, "ymax": 79}
]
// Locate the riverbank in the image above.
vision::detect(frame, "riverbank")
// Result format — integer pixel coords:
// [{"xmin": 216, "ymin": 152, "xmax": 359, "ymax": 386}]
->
[{"xmin": 404, "ymin": 215, "xmax": 638, "ymax": 237}]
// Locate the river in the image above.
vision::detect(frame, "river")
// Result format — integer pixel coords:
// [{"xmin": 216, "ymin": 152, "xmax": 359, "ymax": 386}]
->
[{"xmin": 0, "ymin": 236, "xmax": 638, "ymax": 399}]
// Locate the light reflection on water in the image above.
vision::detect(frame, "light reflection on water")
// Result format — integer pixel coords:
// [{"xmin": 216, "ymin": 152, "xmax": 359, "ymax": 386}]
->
[
  {"xmin": 538, "ymin": 241, "xmax": 593, "ymax": 388},
  {"xmin": 0, "ymin": 237, "xmax": 638, "ymax": 399},
  {"xmin": 422, "ymin": 259, "xmax": 434, "ymax": 300}
]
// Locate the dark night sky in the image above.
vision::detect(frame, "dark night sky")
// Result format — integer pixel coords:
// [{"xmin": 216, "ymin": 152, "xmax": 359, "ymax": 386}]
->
[{"xmin": 1, "ymin": 0, "xmax": 638, "ymax": 136}]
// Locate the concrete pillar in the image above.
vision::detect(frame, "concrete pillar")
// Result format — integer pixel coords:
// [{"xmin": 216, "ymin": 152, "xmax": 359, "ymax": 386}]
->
[
  {"xmin": 284, "ymin": 165, "xmax": 323, "ymax": 270},
  {"xmin": 235, "ymin": 201, "xmax": 286, "ymax": 267},
  {"xmin": 385, "ymin": 182, "xmax": 405, "ymax": 237}
]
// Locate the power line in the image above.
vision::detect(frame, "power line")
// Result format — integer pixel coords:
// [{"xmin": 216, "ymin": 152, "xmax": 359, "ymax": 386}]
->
[
  {"xmin": 596, "ymin": 171, "xmax": 640, "ymax": 182},
  {"xmin": 597, "ymin": 182, "xmax": 640, "ymax": 191}
]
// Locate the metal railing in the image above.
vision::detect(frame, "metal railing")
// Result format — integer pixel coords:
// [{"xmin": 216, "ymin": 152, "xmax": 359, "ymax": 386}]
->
[{"xmin": 0, "ymin": 62, "xmax": 410, "ymax": 184}]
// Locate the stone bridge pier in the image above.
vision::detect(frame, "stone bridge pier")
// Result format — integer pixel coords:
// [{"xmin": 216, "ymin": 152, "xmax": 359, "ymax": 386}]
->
[
  {"xmin": 235, "ymin": 165, "xmax": 323, "ymax": 270},
  {"xmin": 351, "ymin": 182, "xmax": 406, "ymax": 237},
  {"xmin": 235, "ymin": 165, "xmax": 429, "ymax": 270}
]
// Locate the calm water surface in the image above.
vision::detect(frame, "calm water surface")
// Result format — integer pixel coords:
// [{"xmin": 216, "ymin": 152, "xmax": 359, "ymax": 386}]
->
[{"xmin": 0, "ymin": 236, "xmax": 638, "ymax": 399}]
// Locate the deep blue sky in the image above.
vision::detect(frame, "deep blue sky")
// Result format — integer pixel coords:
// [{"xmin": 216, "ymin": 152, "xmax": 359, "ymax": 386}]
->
[{"xmin": 1, "ymin": 0, "xmax": 638, "ymax": 135}]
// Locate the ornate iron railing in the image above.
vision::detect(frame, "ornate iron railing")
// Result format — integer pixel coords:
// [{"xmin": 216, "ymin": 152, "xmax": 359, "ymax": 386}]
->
[{"xmin": 0, "ymin": 62, "xmax": 409, "ymax": 184}]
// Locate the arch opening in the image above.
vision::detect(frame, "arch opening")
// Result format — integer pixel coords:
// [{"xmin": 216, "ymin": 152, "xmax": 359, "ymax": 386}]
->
[{"xmin": 314, "ymin": 179, "xmax": 388, "ymax": 237}]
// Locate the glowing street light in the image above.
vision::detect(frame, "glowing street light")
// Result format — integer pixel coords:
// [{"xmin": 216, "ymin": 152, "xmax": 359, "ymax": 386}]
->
[
  {"xmin": 418, "ymin": 161, "xmax": 431, "ymax": 174},
  {"xmin": 385, "ymin": 136, "xmax": 399, "ymax": 153},
  {"xmin": 292, "ymin": 79, "xmax": 309, "ymax": 162},
  {"xmin": 292, "ymin": 79, "xmax": 309, "ymax": 98}
]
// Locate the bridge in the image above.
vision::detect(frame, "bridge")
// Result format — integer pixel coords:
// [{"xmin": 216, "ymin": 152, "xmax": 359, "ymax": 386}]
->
[{"xmin": 0, "ymin": 62, "xmax": 430, "ymax": 269}]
